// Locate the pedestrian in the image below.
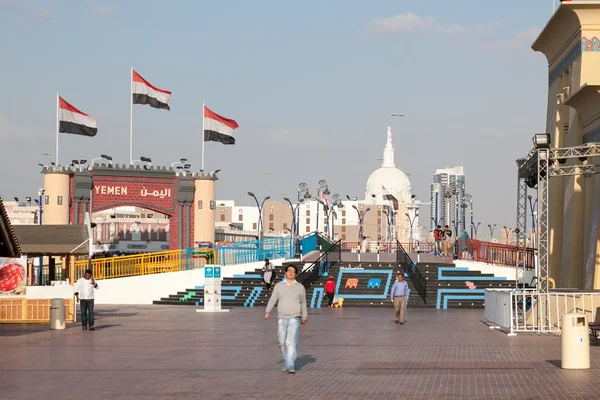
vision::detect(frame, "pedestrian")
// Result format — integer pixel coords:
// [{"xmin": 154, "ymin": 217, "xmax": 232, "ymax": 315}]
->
[
  {"xmin": 433, "ymin": 225, "xmax": 444, "ymax": 256},
  {"xmin": 74, "ymin": 269, "xmax": 99, "ymax": 331},
  {"xmin": 360, "ymin": 236, "xmax": 369, "ymax": 253},
  {"xmin": 390, "ymin": 273, "xmax": 409, "ymax": 324},
  {"xmin": 443, "ymin": 225, "xmax": 453, "ymax": 257},
  {"xmin": 325, "ymin": 276, "xmax": 336, "ymax": 307},
  {"xmin": 264, "ymin": 264, "xmax": 307, "ymax": 373},
  {"xmin": 262, "ymin": 258, "xmax": 275, "ymax": 290}
]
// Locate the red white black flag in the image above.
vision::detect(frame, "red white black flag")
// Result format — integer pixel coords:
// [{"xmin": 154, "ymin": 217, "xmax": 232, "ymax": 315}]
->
[
  {"xmin": 132, "ymin": 70, "xmax": 171, "ymax": 110},
  {"xmin": 58, "ymin": 97, "xmax": 98, "ymax": 137},
  {"xmin": 203, "ymin": 105, "xmax": 239, "ymax": 144}
]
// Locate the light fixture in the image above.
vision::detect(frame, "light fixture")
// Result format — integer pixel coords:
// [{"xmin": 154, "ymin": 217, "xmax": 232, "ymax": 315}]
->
[
  {"xmin": 80, "ymin": 159, "xmax": 87, "ymax": 164},
  {"xmin": 101, "ymin": 154, "xmax": 112, "ymax": 161},
  {"xmin": 13, "ymin": 197, "xmax": 19, "ymax": 202},
  {"xmin": 533, "ymin": 133, "xmax": 551, "ymax": 149},
  {"xmin": 184, "ymin": 164, "xmax": 191, "ymax": 169},
  {"xmin": 140, "ymin": 156, "xmax": 151, "ymax": 163}
]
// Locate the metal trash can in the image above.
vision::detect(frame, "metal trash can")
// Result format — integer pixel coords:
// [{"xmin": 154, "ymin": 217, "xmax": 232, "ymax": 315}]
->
[
  {"xmin": 49, "ymin": 298, "xmax": 66, "ymax": 330},
  {"xmin": 561, "ymin": 313, "xmax": 590, "ymax": 369}
]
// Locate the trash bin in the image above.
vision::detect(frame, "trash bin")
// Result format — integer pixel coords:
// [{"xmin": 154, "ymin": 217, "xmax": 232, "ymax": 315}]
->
[
  {"xmin": 50, "ymin": 298, "xmax": 66, "ymax": 330},
  {"xmin": 561, "ymin": 313, "xmax": 590, "ymax": 369}
]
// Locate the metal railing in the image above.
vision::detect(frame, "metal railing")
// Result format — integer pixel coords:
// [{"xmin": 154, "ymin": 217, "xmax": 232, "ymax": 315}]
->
[
  {"xmin": 457, "ymin": 239, "xmax": 535, "ymax": 268},
  {"xmin": 396, "ymin": 241, "xmax": 427, "ymax": 303},
  {"xmin": 74, "ymin": 248, "xmax": 216, "ymax": 280},
  {"xmin": 217, "ymin": 237, "xmax": 293, "ymax": 266},
  {"xmin": 297, "ymin": 240, "xmax": 342, "ymax": 289},
  {"xmin": 485, "ymin": 288, "xmax": 600, "ymax": 334},
  {"xmin": 342, "ymin": 242, "xmax": 434, "ymax": 254}
]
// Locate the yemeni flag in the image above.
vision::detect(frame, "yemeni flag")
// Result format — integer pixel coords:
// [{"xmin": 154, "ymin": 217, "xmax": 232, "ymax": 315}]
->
[
  {"xmin": 58, "ymin": 97, "xmax": 98, "ymax": 137},
  {"xmin": 132, "ymin": 70, "xmax": 171, "ymax": 110},
  {"xmin": 203, "ymin": 105, "xmax": 239, "ymax": 145}
]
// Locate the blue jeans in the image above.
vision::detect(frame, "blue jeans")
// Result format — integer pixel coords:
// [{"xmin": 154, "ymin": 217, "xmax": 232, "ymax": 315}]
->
[
  {"xmin": 277, "ymin": 317, "xmax": 300, "ymax": 370},
  {"xmin": 80, "ymin": 299, "xmax": 95, "ymax": 327}
]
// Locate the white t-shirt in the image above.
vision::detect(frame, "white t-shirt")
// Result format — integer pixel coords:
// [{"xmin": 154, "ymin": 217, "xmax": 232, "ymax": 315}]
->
[{"xmin": 74, "ymin": 277, "xmax": 99, "ymax": 300}]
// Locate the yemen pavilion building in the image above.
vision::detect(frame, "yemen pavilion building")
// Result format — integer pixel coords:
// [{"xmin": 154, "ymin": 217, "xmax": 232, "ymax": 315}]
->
[{"xmin": 532, "ymin": 1, "xmax": 600, "ymax": 289}]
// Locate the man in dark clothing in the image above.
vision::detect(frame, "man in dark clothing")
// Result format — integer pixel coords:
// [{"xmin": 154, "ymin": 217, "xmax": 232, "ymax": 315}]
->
[{"xmin": 325, "ymin": 276, "xmax": 336, "ymax": 308}]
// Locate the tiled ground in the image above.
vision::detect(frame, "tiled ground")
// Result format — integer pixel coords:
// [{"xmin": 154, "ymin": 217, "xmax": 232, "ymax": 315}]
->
[{"xmin": 1, "ymin": 306, "xmax": 599, "ymax": 400}]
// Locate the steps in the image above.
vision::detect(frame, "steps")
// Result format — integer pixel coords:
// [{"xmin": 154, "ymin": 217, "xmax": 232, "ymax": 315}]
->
[{"xmin": 153, "ymin": 261, "xmax": 516, "ymax": 309}]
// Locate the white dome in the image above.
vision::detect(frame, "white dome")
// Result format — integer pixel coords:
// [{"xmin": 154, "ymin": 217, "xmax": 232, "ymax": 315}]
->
[{"xmin": 365, "ymin": 166, "xmax": 412, "ymax": 203}]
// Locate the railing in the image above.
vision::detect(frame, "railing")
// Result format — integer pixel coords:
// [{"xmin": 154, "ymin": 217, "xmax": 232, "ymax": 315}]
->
[
  {"xmin": 457, "ymin": 239, "xmax": 535, "ymax": 268},
  {"xmin": 297, "ymin": 240, "xmax": 342, "ymax": 289},
  {"xmin": 342, "ymin": 242, "xmax": 434, "ymax": 254},
  {"xmin": 396, "ymin": 241, "xmax": 427, "ymax": 303},
  {"xmin": 485, "ymin": 289, "xmax": 600, "ymax": 334},
  {"xmin": 74, "ymin": 248, "xmax": 216, "ymax": 280},
  {"xmin": 217, "ymin": 237, "xmax": 292, "ymax": 266}
]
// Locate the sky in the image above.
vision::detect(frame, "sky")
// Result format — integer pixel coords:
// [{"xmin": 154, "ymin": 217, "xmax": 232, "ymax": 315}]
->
[{"xmin": 0, "ymin": 0, "xmax": 557, "ymax": 231}]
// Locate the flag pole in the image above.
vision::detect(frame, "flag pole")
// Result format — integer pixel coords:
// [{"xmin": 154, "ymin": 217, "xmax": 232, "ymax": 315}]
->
[
  {"xmin": 56, "ymin": 92, "xmax": 59, "ymax": 166},
  {"xmin": 201, "ymin": 103, "xmax": 205, "ymax": 171},
  {"xmin": 129, "ymin": 66, "xmax": 133, "ymax": 165}
]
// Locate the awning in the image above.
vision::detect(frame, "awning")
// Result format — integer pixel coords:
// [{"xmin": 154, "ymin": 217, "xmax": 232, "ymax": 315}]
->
[{"xmin": 12, "ymin": 225, "xmax": 89, "ymax": 256}]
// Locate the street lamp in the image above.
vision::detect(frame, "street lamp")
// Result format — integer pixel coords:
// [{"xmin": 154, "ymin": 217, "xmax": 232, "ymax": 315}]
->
[
  {"xmin": 320, "ymin": 193, "xmax": 341, "ymax": 239},
  {"xmin": 352, "ymin": 205, "xmax": 371, "ymax": 244},
  {"xmin": 444, "ymin": 182, "xmax": 460, "ymax": 236},
  {"xmin": 92, "ymin": 154, "xmax": 113, "ymax": 167},
  {"xmin": 463, "ymin": 194, "xmax": 473, "ymax": 238},
  {"xmin": 502, "ymin": 225, "xmax": 513, "ymax": 245},
  {"xmin": 405, "ymin": 212, "xmax": 418, "ymax": 252},
  {"xmin": 471, "ymin": 222, "xmax": 481, "ymax": 238},
  {"xmin": 315, "ymin": 179, "xmax": 329, "ymax": 234},
  {"xmin": 37, "ymin": 188, "xmax": 44, "ymax": 285},
  {"xmin": 248, "ymin": 191, "xmax": 270, "ymax": 241},
  {"xmin": 283, "ymin": 196, "xmax": 304, "ymax": 247},
  {"xmin": 488, "ymin": 223, "xmax": 497, "ymax": 239},
  {"xmin": 170, "ymin": 158, "xmax": 188, "ymax": 168}
]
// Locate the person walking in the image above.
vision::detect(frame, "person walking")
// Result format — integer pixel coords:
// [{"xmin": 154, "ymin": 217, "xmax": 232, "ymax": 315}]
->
[
  {"xmin": 324, "ymin": 276, "xmax": 336, "ymax": 308},
  {"xmin": 444, "ymin": 225, "xmax": 454, "ymax": 258},
  {"xmin": 74, "ymin": 269, "xmax": 99, "ymax": 331},
  {"xmin": 433, "ymin": 225, "xmax": 444, "ymax": 256},
  {"xmin": 262, "ymin": 258, "xmax": 275, "ymax": 290},
  {"xmin": 390, "ymin": 273, "xmax": 409, "ymax": 324},
  {"xmin": 264, "ymin": 265, "xmax": 307, "ymax": 373}
]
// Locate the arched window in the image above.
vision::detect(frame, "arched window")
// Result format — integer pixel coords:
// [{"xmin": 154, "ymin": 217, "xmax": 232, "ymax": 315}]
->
[
  {"xmin": 165, "ymin": 225, "xmax": 170, "ymax": 242},
  {"xmin": 96, "ymin": 223, "xmax": 102, "ymax": 241},
  {"xmin": 156, "ymin": 224, "xmax": 160, "ymax": 240},
  {"xmin": 109, "ymin": 223, "xmax": 116, "ymax": 241},
  {"xmin": 130, "ymin": 223, "xmax": 142, "ymax": 241}
]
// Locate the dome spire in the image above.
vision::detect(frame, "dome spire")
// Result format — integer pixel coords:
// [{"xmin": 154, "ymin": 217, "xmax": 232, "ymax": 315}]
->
[{"xmin": 382, "ymin": 126, "xmax": 395, "ymax": 168}]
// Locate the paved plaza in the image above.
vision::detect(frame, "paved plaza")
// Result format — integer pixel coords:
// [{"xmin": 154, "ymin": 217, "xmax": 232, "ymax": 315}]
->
[{"xmin": 1, "ymin": 306, "xmax": 599, "ymax": 400}]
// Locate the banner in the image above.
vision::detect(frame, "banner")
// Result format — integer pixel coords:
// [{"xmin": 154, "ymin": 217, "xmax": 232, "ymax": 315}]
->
[{"xmin": 0, "ymin": 256, "xmax": 27, "ymax": 296}]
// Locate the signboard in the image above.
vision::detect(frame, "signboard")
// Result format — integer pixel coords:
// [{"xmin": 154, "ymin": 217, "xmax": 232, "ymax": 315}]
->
[
  {"xmin": 197, "ymin": 265, "xmax": 228, "ymax": 313},
  {"xmin": 0, "ymin": 257, "xmax": 28, "ymax": 296}
]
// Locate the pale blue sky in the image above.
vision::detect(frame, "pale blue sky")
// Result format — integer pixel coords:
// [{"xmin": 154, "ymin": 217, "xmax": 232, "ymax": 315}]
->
[{"xmin": 0, "ymin": 0, "xmax": 554, "ymax": 230}]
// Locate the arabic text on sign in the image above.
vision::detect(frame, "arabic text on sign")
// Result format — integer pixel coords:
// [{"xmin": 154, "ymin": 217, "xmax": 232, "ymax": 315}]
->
[{"xmin": 140, "ymin": 188, "xmax": 172, "ymax": 198}]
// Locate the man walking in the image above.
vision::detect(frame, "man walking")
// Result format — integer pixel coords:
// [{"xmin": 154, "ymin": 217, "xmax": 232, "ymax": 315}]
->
[
  {"xmin": 325, "ymin": 275, "xmax": 336, "ymax": 308},
  {"xmin": 433, "ymin": 225, "xmax": 444, "ymax": 256},
  {"xmin": 264, "ymin": 265, "xmax": 307, "ymax": 373},
  {"xmin": 262, "ymin": 258, "xmax": 275, "ymax": 290},
  {"xmin": 74, "ymin": 269, "xmax": 99, "ymax": 330},
  {"xmin": 390, "ymin": 274, "xmax": 409, "ymax": 324}
]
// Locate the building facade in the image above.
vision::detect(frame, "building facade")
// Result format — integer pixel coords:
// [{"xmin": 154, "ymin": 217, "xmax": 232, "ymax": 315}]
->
[
  {"xmin": 531, "ymin": 1, "xmax": 600, "ymax": 289},
  {"xmin": 430, "ymin": 166, "xmax": 466, "ymax": 236}
]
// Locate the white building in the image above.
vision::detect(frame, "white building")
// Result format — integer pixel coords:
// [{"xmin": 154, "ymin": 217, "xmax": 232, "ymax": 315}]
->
[{"xmin": 430, "ymin": 166, "xmax": 466, "ymax": 235}]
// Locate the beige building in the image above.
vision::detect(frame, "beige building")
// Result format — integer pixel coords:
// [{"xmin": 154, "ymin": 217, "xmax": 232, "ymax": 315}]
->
[{"xmin": 532, "ymin": 1, "xmax": 600, "ymax": 289}]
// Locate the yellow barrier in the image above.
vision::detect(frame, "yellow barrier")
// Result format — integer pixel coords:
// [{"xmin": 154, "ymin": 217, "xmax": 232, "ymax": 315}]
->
[{"xmin": 73, "ymin": 248, "xmax": 217, "ymax": 280}]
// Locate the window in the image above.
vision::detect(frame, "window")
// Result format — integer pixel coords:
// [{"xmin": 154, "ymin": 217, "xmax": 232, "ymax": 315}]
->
[
  {"xmin": 57, "ymin": 196, "xmax": 63, "ymax": 206},
  {"xmin": 131, "ymin": 223, "xmax": 142, "ymax": 241},
  {"xmin": 197, "ymin": 200, "xmax": 203, "ymax": 209},
  {"xmin": 44, "ymin": 195, "xmax": 49, "ymax": 205},
  {"xmin": 253, "ymin": 223, "xmax": 257, "ymax": 230},
  {"xmin": 377, "ymin": 210, "xmax": 381, "ymax": 217},
  {"xmin": 283, "ymin": 223, "xmax": 288, "ymax": 230},
  {"xmin": 342, "ymin": 234, "xmax": 346, "ymax": 240},
  {"xmin": 238, "ymin": 215, "xmax": 243, "ymax": 222},
  {"xmin": 342, "ymin": 210, "xmax": 346, "ymax": 217},
  {"xmin": 269, "ymin": 223, "xmax": 274, "ymax": 230},
  {"xmin": 342, "ymin": 218, "xmax": 346, "ymax": 225},
  {"xmin": 220, "ymin": 214, "xmax": 225, "ymax": 221},
  {"xmin": 342, "ymin": 226, "xmax": 346, "ymax": 232},
  {"xmin": 109, "ymin": 223, "xmax": 116, "ymax": 240},
  {"xmin": 210, "ymin": 200, "xmax": 215, "ymax": 210},
  {"xmin": 306, "ymin": 225, "xmax": 310, "ymax": 232},
  {"xmin": 306, "ymin": 218, "xmax": 310, "ymax": 225},
  {"xmin": 269, "ymin": 214, "xmax": 274, "ymax": 221},
  {"xmin": 306, "ymin": 210, "xmax": 311, "ymax": 217},
  {"xmin": 165, "ymin": 225, "xmax": 170, "ymax": 241}
]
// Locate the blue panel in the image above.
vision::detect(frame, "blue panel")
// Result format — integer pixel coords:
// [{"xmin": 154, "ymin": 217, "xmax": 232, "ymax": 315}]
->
[
  {"xmin": 438, "ymin": 267, "xmax": 506, "ymax": 281},
  {"xmin": 436, "ymin": 289, "xmax": 485, "ymax": 309},
  {"xmin": 220, "ymin": 286, "xmax": 243, "ymax": 300},
  {"xmin": 443, "ymin": 295, "xmax": 485, "ymax": 309},
  {"xmin": 335, "ymin": 269, "xmax": 393, "ymax": 299},
  {"xmin": 310, "ymin": 288, "xmax": 324, "ymax": 308},
  {"xmin": 233, "ymin": 274, "xmax": 262, "ymax": 278},
  {"xmin": 244, "ymin": 287, "xmax": 263, "ymax": 307}
]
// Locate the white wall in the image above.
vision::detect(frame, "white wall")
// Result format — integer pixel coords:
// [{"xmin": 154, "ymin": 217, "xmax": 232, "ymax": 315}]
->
[
  {"xmin": 454, "ymin": 259, "xmax": 535, "ymax": 283},
  {"xmin": 94, "ymin": 258, "xmax": 285, "ymax": 305}
]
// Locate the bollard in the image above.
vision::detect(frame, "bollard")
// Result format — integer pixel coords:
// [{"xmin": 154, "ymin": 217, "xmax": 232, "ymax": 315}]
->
[
  {"xmin": 561, "ymin": 313, "xmax": 590, "ymax": 369},
  {"xmin": 50, "ymin": 298, "xmax": 66, "ymax": 330}
]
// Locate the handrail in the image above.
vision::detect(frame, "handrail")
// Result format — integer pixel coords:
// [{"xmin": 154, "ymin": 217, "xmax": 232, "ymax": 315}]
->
[
  {"xmin": 297, "ymin": 240, "xmax": 342, "ymax": 289},
  {"xmin": 396, "ymin": 241, "xmax": 427, "ymax": 303},
  {"xmin": 457, "ymin": 238, "xmax": 535, "ymax": 268}
]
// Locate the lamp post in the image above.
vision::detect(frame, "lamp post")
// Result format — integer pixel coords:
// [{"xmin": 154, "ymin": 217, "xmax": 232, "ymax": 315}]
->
[
  {"xmin": 37, "ymin": 188, "xmax": 44, "ymax": 285},
  {"xmin": 405, "ymin": 212, "xmax": 418, "ymax": 252},
  {"xmin": 502, "ymin": 225, "xmax": 513, "ymax": 245},
  {"xmin": 321, "ymin": 194, "xmax": 341, "ymax": 239},
  {"xmin": 248, "ymin": 192, "xmax": 270, "ymax": 241},
  {"xmin": 471, "ymin": 222, "xmax": 481, "ymax": 238},
  {"xmin": 315, "ymin": 179, "xmax": 329, "ymax": 234},
  {"xmin": 352, "ymin": 205, "xmax": 371, "ymax": 244},
  {"xmin": 488, "ymin": 223, "xmax": 496, "ymax": 239},
  {"xmin": 283, "ymin": 196, "xmax": 304, "ymax": 247},
  {"xmin": 92, "ymin": 154, "xmax": 113, "ymax": 167},
  {"xmin": 444, "ymin": 182, "xmax": 459, "ymax": 237},
  {"xmin": 463, "ymin": 194, "xmax": 473, "ymax": 238}
]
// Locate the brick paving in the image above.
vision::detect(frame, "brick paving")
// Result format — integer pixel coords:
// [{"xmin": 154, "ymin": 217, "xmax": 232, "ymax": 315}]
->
[{"xmin": 0, "ymin": 305, "xmax": 599, "ymax": 399}]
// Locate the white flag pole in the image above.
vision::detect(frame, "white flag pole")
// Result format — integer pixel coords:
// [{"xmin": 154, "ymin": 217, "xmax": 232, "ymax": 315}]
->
[
  {"xmin": 56, "ymin": 92, "xmax": 59, "ymax": 166},
  {"xmin": 201, "ymin": 103, "xmax": 205, "ymax": 171},
  {"xmin": 129, "ymin": 66, "xmax": 134, "ymax": 165}
]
